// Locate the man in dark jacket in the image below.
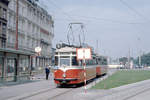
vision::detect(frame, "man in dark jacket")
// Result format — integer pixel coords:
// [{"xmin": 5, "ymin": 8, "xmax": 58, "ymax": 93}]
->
[{"xmin": 45, "ymin": 67, "xmax": 50, "ymax": 80}]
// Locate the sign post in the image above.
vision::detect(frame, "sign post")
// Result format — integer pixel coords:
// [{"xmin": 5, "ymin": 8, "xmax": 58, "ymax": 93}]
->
[{"xmin": 76, "ymin": 48, "xmax": 92, "ymax": 93}]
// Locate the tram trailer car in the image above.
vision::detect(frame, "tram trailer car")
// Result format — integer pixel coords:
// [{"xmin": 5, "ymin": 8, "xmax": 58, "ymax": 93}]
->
[{"xmin": 54, "ymin": 46, "xmax": 108, "ymax": 86}]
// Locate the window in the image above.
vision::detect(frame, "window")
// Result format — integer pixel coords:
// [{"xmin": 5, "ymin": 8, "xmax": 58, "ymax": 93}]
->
[
  {"xmin": 2, "ymin": 9, "xmax": 7, "ymax": 19},
  {"xmin": 0, "ymin": 7, "xmax": 2, "ymax": 18},
  {"xmin": 55, "ymin": 56, "xmax": 58, "ymax": 66},
  {"xmin": 7, "ymin": 36, "xmax": 10, "ymax": 43},
  {"xmin": 0, "ymin": 22, "xmax": 1, "ymax": 33},
  {"xmin": 2, "ymin": 24, "xmax": 6, "ymax": 34},
  {"xmin": 27, "ymin": 37, "xmax": 29, "ymax": 47},
  {"xmin": 7, "ymin": 58, "xmax": 15, "ymax": 76},
  {"xmin": 60, "ymin": 56, "xmax": 70, "ymax": 66},
  {"xmin": 2, "ymin": 39, "xmax": 6, "ymax": 48},
  {"xmin": 28, "ymin": 21, "xmax": 31, "ymax": 32},
  {"xmin": 32, "ymin": 39, "xmax": 34, "ymax": 48},
  {"xmin": 72, "ymin": 57, "xmax": 78, "ymax": 66}
]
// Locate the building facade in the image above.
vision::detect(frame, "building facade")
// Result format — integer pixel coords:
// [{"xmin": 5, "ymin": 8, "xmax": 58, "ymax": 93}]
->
[
  {"xmin": 0, "ymin": 0, "xmax": 54, "ymax": 82},
  {"xmin": 0, "ymin": 0, "xmax": 8, "ymax": 48},
  {"xmin": 7, "ymin": 0, "xmax": 54, "ymax": 71}
]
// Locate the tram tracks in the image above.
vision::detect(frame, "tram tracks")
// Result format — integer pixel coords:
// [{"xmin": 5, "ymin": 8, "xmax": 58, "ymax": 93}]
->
[
  {"xmin": 47, "ymin": 88, "xmax": 74, "ymax": 100},
  {"xmin": 16, "ymin": 87, "xmax": 74, "ymax": 100},
  {"xmin": 18, "ymin": 87, "xmax": 57, "ymax": 100},
  {"xmin": 123, "ymin": 87, "xmax": 150, "ymax": 100}
]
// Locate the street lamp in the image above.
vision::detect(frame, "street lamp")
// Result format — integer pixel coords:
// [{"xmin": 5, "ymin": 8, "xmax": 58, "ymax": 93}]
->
[{"xmin": 35, "ymin": 46, "xmax": 42, "ymax": 54}]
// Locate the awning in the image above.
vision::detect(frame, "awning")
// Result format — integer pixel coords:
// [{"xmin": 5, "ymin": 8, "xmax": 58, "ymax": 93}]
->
[{"xmin": 0, "ymin": 48, "xmax": 35, "ymax": 56}]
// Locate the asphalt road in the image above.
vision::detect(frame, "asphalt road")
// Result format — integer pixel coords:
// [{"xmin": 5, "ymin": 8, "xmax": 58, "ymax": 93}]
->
[{"xmin": 1, "ymin": 69, "xmax": 150, "ymax": 100}]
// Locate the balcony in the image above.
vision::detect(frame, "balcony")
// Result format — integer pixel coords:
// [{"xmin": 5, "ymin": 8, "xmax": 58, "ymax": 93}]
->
[
  {"xmin": 0, "ymin": 33, "xmax": 6, "ymax": 40},
  {"xmin": 7, "ymin": 42, "xmax": 35, "ymax": 53}
]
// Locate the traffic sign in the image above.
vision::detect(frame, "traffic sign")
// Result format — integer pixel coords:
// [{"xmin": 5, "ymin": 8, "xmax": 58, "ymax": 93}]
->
[{"xmin": 76, "ymin": 48, "xmax": 92, "ymax": 60}]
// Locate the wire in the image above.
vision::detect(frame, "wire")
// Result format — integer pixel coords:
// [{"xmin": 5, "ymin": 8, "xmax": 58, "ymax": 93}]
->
[
  {"xmin": 54, "ymin": 16, "xmax": 145, "ymax": 25},
  {"xmin": 119, "ymin": 0, "xmax": 150, "ymax": 22},
  {"xmin": 69, "ymin": 15, "xmax": 145, "ymax": 25},
  {"xmin": 46, "ymin": 0, "xmax": 76, "ymax": 21},
  {"xmin": 40, "ymin": 0, "xmax": 144, "ymax": 25}
]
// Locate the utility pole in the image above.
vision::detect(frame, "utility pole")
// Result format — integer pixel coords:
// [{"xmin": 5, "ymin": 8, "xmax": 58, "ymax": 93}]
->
[
  {"xmin": 128, "ymin": 48, "xmax": 130, "ymax": 69},
  {"xmin": 14, "ymin": 0, "xmax": 19, "ymax": 82},
  {"xmin": 15, "ymin": 0, "xmax": 19, "ymax": 50},
  {"xmin": 96, "ymin": 40, "xmax": 98, "ymax": 54},
  {"xmin": 139, "ymin": 50, "xmax": 141, "ymax": 67}
]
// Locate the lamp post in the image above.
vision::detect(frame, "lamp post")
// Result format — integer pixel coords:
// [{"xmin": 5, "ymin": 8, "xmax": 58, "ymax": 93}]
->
[
  {"xmin": 34, "ymin": 46, "xmax": 42, "ymax": 71},
  {"xmin": 14, "ymin": 0, "xmax": 19, "ymax": 82},
  {"xmin": 137, "ymin": 38, "xmax": 141, "ymax": 67}
]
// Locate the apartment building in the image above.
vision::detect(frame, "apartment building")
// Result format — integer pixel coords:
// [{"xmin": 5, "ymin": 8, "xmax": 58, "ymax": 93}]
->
[
  {"xmin": 0, "ymin": 0, "xmax": 54, "ymax": 82},
  {"xmin": 7, "ymin": 0, "xmax": 54, "ymax": 69}
]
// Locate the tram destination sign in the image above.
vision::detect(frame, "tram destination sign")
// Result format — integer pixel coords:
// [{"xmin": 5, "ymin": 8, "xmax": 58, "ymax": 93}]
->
[{"xmin": 76, "ymin": 48, "xmax": 92, "ymax": 60}]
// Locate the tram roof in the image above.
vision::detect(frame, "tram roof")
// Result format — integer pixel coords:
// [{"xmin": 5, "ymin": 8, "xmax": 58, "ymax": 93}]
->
[{"xmin": 56, "ymin": 47, "xmax": 76, "ymax": 52}]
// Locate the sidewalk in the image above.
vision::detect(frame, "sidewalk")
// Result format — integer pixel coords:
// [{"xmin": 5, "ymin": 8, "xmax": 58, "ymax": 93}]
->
[{"xmin": 0, "ymin": 74, "xmax": 55, "ymax": 100}]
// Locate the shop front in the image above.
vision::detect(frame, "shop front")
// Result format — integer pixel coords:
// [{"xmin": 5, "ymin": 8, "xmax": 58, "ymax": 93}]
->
[{"xmin": 0, "ymin": 48, "xmax": 34, "ymax": 82}]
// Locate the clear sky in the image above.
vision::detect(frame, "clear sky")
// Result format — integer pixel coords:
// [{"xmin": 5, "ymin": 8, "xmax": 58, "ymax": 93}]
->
[{"xmin": 40, "ymin": 0, "xmax": 150, "ymax": 58}]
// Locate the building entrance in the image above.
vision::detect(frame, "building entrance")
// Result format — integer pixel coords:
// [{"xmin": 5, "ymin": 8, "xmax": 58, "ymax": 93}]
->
[{"xmin": 0, "ymin": 57, "xmax": 4, "ymax": 81}]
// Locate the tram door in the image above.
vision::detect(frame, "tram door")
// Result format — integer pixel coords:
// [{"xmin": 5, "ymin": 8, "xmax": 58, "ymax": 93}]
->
[
  {"xmin": 7, "ymin": 58, "xmax": 15, "ymax": 81},
  {"xmin": 0, "ymin": 57, "xmax": 4, "ymax": 80}
]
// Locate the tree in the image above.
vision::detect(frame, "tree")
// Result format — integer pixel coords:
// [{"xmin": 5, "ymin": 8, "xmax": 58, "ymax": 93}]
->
[
  {"xmin": 135, "ymin": 53, "xmax": 150, "ymax": 66},
  {"xmin": 119, "ymin": 57, "xmax": 128, "ymax": 65}
]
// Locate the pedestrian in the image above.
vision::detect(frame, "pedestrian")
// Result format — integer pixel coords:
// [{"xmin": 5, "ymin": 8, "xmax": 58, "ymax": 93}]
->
[{"xmin": 45, "ymin": 66, "xmax": 50, "ymax": 80}]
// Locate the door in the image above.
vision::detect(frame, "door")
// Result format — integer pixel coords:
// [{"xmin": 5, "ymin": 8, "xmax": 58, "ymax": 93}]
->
[
  {"xmin": 0, "ymin": 57, "xmax": 4, "ymax": 80},
  {"xmin": 6, "ymin": 58, "xmax": 15, "ymax": 81}
]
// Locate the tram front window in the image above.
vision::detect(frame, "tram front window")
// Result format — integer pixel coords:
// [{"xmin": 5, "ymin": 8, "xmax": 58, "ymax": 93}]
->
[
  {"xmin": 72, "ymin": 57, "xmax": 78, "ymax": 66},
  {"xmin": 55, "ymin": 56, "xmax": 58, "ymax": 66},
  {"xmin": 60, "ymin": 56, "xmax": 70, "ymax": 66}
]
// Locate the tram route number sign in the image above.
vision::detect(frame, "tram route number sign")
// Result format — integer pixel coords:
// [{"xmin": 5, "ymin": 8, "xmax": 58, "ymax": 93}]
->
[{"xmin": 76, "ymin": 48, "xmax": 92, "ymax": 60}]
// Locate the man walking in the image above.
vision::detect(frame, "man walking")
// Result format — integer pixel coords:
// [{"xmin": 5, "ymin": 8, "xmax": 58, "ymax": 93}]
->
[{"xmin": 45, "ymin": 66, "xmax": 50, "ymax": 80}]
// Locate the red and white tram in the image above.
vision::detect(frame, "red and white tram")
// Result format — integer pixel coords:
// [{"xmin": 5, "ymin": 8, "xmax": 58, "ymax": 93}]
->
[{"xmin": 54, "ymin": 44, "xmax": 108, "ymax": 86}]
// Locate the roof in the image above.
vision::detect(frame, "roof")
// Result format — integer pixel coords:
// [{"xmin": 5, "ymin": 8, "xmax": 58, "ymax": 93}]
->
[
  {"xmin": 56, "ymin": 47, "xmax": 76, "ymax": 52},
  {"xmin": 0, "ymin": 48, "xmax": 35, "ymax": 56}
]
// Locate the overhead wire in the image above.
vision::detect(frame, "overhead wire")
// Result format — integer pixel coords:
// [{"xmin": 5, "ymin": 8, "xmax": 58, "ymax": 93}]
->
[
  {"xmin": 119, "ymin": 0, "xmax": 150, "ymax": 22},
  {"xmin": 46, "ymin": 0, "xmax": 77, "ymax": 21},
  {"xmin": 40, "ymin": 0, "xmax": 145, "ymax": 25}
]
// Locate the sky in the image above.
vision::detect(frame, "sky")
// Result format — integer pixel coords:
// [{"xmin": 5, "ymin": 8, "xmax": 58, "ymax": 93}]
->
[{"xmin": 40, "ymin": 0, "xmax": 150, "ymax": 58}]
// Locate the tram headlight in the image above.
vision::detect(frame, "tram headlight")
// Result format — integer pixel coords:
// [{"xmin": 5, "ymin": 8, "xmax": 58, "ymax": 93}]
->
[{"xmin": 63, "ymin": 73, "xmax": 66, "ymax": 78}]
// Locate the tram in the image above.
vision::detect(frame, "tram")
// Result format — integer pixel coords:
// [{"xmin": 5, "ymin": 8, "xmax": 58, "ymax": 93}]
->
[{"xmin": 53, "ymin": 43, "xmax": 108, "ymax": 86}]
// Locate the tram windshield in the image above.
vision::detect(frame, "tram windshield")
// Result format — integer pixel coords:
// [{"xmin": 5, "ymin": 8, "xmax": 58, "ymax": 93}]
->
[
  {"xmin": 72, "ymin": 57, "xmax": 78, "ymax": 66},
  {"xmin": 60, "ymin": 56, "xmax": 70, "ymax": 66}
]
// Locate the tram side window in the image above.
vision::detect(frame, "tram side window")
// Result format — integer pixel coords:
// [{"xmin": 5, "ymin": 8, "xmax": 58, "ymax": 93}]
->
[
  {"xmin": 98, "ymin": 58, "xmax": 101, "ymax": 65},
  {"xmin": 55, "ymin": 56, "xmax": 58, "ymax": 66},
  {"xmin": 72, "ymin": 57, "xmax": 78, "ymax": 66},
  {"xmin": 103, "ymin": 59, "xmax": 107, "ymax": 65}
]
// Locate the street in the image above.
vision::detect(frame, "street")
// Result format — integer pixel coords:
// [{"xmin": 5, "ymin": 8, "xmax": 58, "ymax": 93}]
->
[{"xmin": 0, "ymin": 69, "xmax": 150, "ymax": 100}]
